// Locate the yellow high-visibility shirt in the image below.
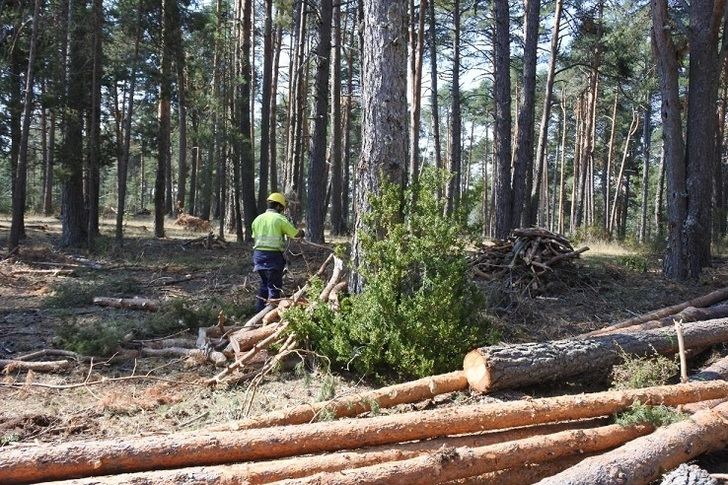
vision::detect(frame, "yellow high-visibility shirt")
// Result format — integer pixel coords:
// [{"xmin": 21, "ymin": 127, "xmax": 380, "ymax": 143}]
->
[{"xmin": 252, "ymin": 209, "xmax": 299, "ymax": 251}]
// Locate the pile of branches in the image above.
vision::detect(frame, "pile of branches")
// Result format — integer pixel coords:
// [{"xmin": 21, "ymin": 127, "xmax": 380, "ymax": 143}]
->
[
  {"xmin": 182, "ymin": 232, "xmax": 228, "ymax": 249},
  {"xmin": 469, "ymin": 228, "xmax": 588, "ymax": 294},
  {"xmin": 174, "ymin": 213, "xmax": 210, "ymax": 232}
]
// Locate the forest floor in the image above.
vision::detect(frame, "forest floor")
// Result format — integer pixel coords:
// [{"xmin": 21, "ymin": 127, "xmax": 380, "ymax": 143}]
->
[{"xmin": 1, "ymin": 214, "xmax": 728, "ymax": 452}]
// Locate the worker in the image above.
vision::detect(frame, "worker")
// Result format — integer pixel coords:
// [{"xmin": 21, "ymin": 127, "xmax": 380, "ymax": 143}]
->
[{"xmin": 251, "ymin": 192, "xmax": 304, "ymax": 312}]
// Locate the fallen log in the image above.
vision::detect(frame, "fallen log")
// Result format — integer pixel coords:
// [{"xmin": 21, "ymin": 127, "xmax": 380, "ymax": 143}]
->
[
  {"xmin": 11, "ymin": 268, "xmax": 74, "ymax": 276},
  {"xmin": 536, "ymin": 400, "xmax": 728, "ymax": 485},
  {"xmin": 92, "ymin": 297, "xmax": 159, "ymax": 312},
  {"xmin": 1, "ymin": 381, "xmax": 725, "ymax": 483},
  {"xmin": 49, "ymin": 420, "xmax": 607, "ymax": 485},
  {"xmin": 583, "ymin": 286, "xmax": 728, "ymax": 336},
  {"xmin": 0, "ymin": 359, "xmax": 72, "ymax": 373},
  {"xmin": 275, "ymin": 424, "xmax": 652, "ymax": 485},
  {"xmin": 586, "ymin": 304, "xmax": 728, "ymax": 337},
  {"xmin": 139, "ymin": 347, "xmax": 227, "ymax": 367},
  {"xmin": 222, "ymin": 323, "xmax": 282, "ymax": 358},
  {"xmin": 210, "ymin": 370, "xmax": 469, "ymax": 432},
  {"xmin": 455, "ymin": 454, "xmax": 594, "ymax": 485},
  {"xmin": 680, "ymin": 355, "xmax": 728, "ymax": 413},
  {"xmin": 464, "ymin": 317, "xmax": 728, "ymax": 392}
]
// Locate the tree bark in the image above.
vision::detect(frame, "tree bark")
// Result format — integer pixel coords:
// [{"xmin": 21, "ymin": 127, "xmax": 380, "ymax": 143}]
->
[
  {"xmin": 1, "ymin": 381, "xmax": 725, "ymax": 483},
  {"xmin": 639, "ymin": 96, "xmax": 653, "ymax": 242},
  {"xmin": 350, "ymin": 0, "xmax": 407, "ymax": 292},
  {"xmin": 239, "ymin": 0, "xmax": 257, "ymax": 240},
  {"xmin": 445, "ymin": 0, "xmax": 461, "ymax": 215},
  {"xmin": 9, "ymin": 0, "xmax": 42, "ymax": 251},
  {"xmin": 493, "ymin": 0, "xmax": 512, "ymax": 238},
  {"xmin": 464, "ymin": 317, "xmax": 728, "ymax": 392},
  {"xmin": 539, "ymin": 401, "xmax": 728, "ymax": 485},
  {"xmin": 86, "ymin": 0, "xmax": 103, "ymax": 249},
  {"xmin": 174, "ymin": 3, "xmax": 188, "ymax": 216},
  {"xmin": 155, "ymin": 0, "xmax": 173, "ymax": 238},
  {"xmin": 60, "ymin": 0, "xmax": 88, "ymax": 247},
  {"xmin": 511, "ymin": 0, "xmax": 540, "ymax": 228},
  {"xmin": 407, "ymin": 0, "xmax": 427, "ymax": 196},
  {"xmin": 257, "ymin": 0, "xmax": 274, "ymax": 211},
  {"xmin": 306, "ymin": 0, "xmax": 333, "ymax": 243},
  {"xmin": 329, "ymin": 0, "xmax": 344, "ymax": 235}
]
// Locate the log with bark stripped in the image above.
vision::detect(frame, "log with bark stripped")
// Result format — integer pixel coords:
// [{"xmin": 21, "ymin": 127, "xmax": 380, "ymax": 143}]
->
[
  {"xmin": 274, "ymin": 424, "xmax": 652, "ymax": 485},
  {"xmin": 210, "ymin": 371, "xmax": 469, "ymax": 431},
  {"xmin": 0, "ymin": 359, "xmax": 72, "ymax": 373},
  {"xmin": 464, "ymin": 317, "xmax": 728, "ymax": 392},
  {"xmin": 222, "ymin": 323, "xmax": 282, "ymax": 357},
  {"xmin": 1, "ymin": 381, "xmax": 725, "ymax": 483},
  {"xmin": 536, "ymin": 400, "xmax": 728, "ymax": 485},
  {"xmin": 583, "ymin": 286, "xmax": 728, "ymax": 336},
  {"xmin": 92, "ymin": 297, "xmax": 159, "ymax": 312},
  {"xmin": 46, "ymin": 420, "xmax": 606, "ymax": 485}
]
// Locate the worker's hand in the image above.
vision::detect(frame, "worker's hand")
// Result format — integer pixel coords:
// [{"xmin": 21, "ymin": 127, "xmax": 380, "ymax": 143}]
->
[{"xmin": 296, "ymin": 229, "xmax": 305, "ymax": 239}]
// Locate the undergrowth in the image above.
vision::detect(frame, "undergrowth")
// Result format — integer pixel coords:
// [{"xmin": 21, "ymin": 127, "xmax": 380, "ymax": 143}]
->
[
  {"xmin": 615, "ymin": 402, "xmax": 687, "ymax": 427},
  {"xmin": 611, "ymin": 350, "xmax": 678, "ymax": 390},
  {"xmin": 45, "ymin": 277, "xmax": 145, "ymax": 308},
  {"xmin": 288, "ymin": 169, "xmax": 499, "ymax": 381}
]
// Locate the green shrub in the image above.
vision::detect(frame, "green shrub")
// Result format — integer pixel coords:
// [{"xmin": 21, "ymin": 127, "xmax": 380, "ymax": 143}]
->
[
  {"xmin": 611, "ymin": 351, "xmax": 678, "ymax": 390},
  {"xmin": 289, "ymin": 169, "xmax": 498, "ymax": 381},
  {"xmin": 615, "ymin": 402, "xmax": 687, "ymax": 427},
  {"xmin": 45, "ymin": 277, "xmax": 145, "ymax": 308},
  {"xmin": 55, "ymin": 316, "xmax": 136, "ymax": 356},
  {"xmin": 616, "ymin": 254, "xmax": 649, "ymax": 273}
]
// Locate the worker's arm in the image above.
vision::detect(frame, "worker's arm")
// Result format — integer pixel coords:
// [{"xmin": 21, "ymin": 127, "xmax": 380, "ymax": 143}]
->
[{"xmin": 279, "ymin": 217, "xmax": 302, "ymax": 239}]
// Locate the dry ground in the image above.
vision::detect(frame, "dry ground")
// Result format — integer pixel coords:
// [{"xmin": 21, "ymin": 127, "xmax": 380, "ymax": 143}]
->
[{"xmin": 1, "ymin": 214, "xmax": 727, "ymax": 450}]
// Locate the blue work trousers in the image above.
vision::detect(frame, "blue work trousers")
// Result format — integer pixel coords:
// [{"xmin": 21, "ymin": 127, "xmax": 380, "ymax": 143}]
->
[{"xmin": 253, "ymin": 250, "xmax": 285, "ymax": 312}]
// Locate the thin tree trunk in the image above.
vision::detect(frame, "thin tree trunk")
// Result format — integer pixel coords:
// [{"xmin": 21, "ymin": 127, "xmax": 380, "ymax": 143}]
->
[
  {"xmin": 558, "ymin": 93, "xmax": 567, "ymax": 234},
  {"xmin": 257, "ymin": 0, "xmax": 274, "ymax": 211},
  {"xmin": 654, "ymin": 145, "xmax": 665, "ymax": 234},
  {"xmin": 269, "ymin": 25, "xmax": 282, "ymax": 193},
  {"xmin": 239, "ymin": 0, "xmax": 257, "ymax": 239},
  {"xmin": 445, "ymin": 0, "xmax": 461, "ymax": 215},
  {"xmin": 174, "ymin": 4, "xmax": 188, "ymax": 216},
  {"xmin": 9, "ymin": 0, "xmax": 42, "ymax": 250},
  {"xmin": 428, "ymin": 0, "xmax": 442, "ymax": 196},
  {"xmin": 493, "ymin": 0, "xmax": 512, "ymax": 238},
  {"xmin": 155, "ymin": 0, "xmax": 173, "ymax": 238},
  {"xmin": 329, "ymin": 0, "xmax": 344, "ymax": 235},
  {"xmin": 530, "ymin": 0, "xmax": 563, "ymax": 226},
  {"xmin": 604, "ymin": 93, "xmax": 618, "ymax": 232},
  {"xmin": 639, "ymin": 96, "xmax": 653, "ymax": 242},
  {"xmin": 609, "ymin": 110, "xmax": 640, "ymax": 235},
  {"xmin": 408, "ymin": 0, "xmax": 427, "ymax": 194},
  {"xmin": 115, "ymin": 1, "xmax": 142, "ymax": 244},
  {"xmin": 86, "ymin": 0, "xmax": 103, "ymax": 249}
]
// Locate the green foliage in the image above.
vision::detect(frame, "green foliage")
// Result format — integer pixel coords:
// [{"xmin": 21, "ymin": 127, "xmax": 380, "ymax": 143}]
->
[
  {"xmin": 45, "ymin": 277, "xmax": 145, "ymax": 308},
  {"xmin": 289, "ymin": 169, "xmax": 498, "ymax": 381},
  {"xmin": 615, "ymin": 402, "xmax": 687, "ymax": 427},
  {"xmin": 615, "ymin": 254, "xmax": 649, "ymax": 273},
  {"xmin": 611, "ymin": 352, "xmax": 678, "ymax": 390},
  {"xmin": 55, "ymin": 316, "xmax": 136, "ymax": 356}
]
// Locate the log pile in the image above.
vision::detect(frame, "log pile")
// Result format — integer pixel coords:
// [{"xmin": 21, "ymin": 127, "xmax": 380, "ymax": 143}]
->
[
  {"xmin": 469, "ymin": 228, "xmax": 588, "ymax": 294},
  {"xmin": 3, "ymin": 381, "xmax": 728, "ymax": 484},
  {"xmin": 174, "ymin": 213, "xmax": 210, "ymax": 232}
]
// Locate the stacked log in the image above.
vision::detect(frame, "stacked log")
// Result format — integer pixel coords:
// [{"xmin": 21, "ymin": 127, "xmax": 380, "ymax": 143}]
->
[
  {"xmin": 2, "ymin": 381, "xmax": 726, "ymax": 484},
  {"xmin": 469, "ymin": 227, "xmax": 588, "ymax": 293}
]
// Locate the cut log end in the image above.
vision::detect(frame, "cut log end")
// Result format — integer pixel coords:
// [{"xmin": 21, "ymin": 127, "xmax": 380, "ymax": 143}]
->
[{"xmin": 463, "ymin": 350, "xmax": 490, "ymax": 392}]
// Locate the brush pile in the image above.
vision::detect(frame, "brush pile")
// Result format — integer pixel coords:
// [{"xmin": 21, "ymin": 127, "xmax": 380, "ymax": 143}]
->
[{"xmin": 469, "ymin": 228, "xmax": 588, "ymax": 294}]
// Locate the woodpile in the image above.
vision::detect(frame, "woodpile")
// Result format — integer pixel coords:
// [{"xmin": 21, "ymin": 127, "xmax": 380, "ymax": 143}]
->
[
  {"xmin": 183, "ymin": 231, "xmax": 228, "ymax": 249},
  {"xmin": 469, "ymin": 227, "xmax": 588, "ymax": 294},
  {"xmin": 174, "ymin": 213, "xmax": 210, "ymax": 232}
]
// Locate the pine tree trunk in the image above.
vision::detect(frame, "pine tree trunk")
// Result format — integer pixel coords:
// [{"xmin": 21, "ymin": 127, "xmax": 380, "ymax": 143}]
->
[
  {"xmin": 530, "ymin": 0, "xmax": 562, "ymax": 227},
  {"xmin": 155, "ymin": 0, "xmax": 173, "ymax": 238},
  {"xmin": 9, "ymin": 0, "xmax": 42, "ymax": 250},
  {"xmin": 493, "ymin": 0, "xmax": 512, "ymax": 238},
  {"xmin": 174, "ymin": 4, "xmax": 188, "ymax": 216},
  {"xmin": 239, "ymin": 0, "xmax": 257, "ymax": 240},
  {"xmin": 511, "ymin": 0, "xmax": 540, "ymax": 228},
  {"xmin": 269, "ymin": 25, "xmax": 282, "ymax": 193},
  {"xmin": 445, "ymin": 0, "xmax": 461, "ymax": 216},
  {"xmin": 639, "ymin": 96, "xmax": 653, "ymax": 242},
  {"xmin": 408, "ymin": 0, "xmax": 427, "ymax": 194},
  {"xmin": 307, "ymin": 0, "xmax": 333, "ymax": 243},
  {"xmin": 86, "ymin": 0, "xmax": 103, "ymax": 249},
  {"xmin": 61, "ymin": 0, "xmax": 88, "ymax": 247},
  {"xmin": 329, "ymin": 0, "xmax": 344, "ymax": 235},
  {"xmin": 428, "ymin": 0, "xmax": 442, "ymax": 195},
  {"xmin": 350, "ymin": 0, "xmax": 407, "ymax": 292},
  {"xmin": 257, "ymin": 0, "xmax": 274, "ymax": 211}
]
